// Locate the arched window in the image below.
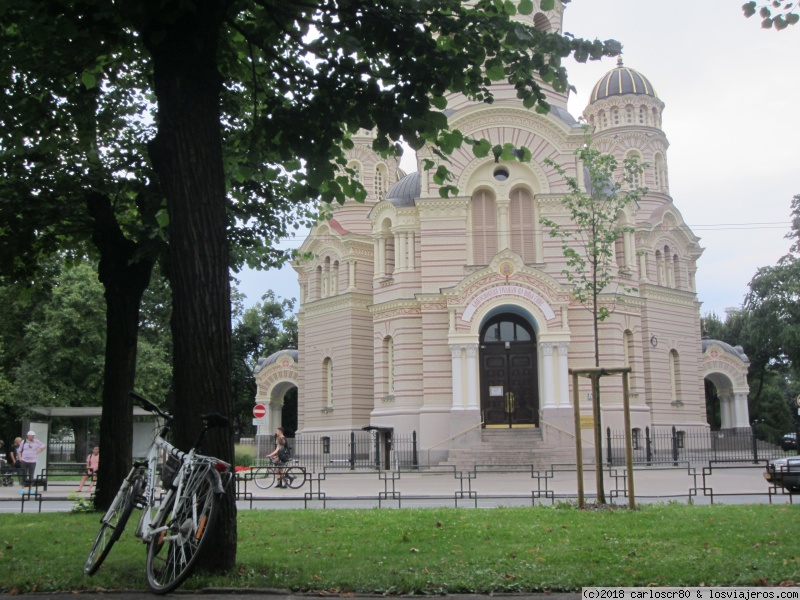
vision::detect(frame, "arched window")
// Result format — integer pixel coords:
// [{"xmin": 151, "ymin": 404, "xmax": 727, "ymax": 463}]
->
[
  {"xmin": 624, "ymin": 330, "xmax": 635, "ymax": 368},
  {"xmin": 669, "ymin": 349, "xmax": 681, "ymax": 404},
  {"xmin": 509, "ymin": 188, "xmax": 535, "ymax": 262},
  {"xmin": 654, "ymin": 153, "xmax": 666, "ymax": 192},
  {"xmin": 471, "ymin": 189, "xmax": 498, "ymax": 264},
  {"xmin": 315, "ymin": 265, "xmax": 322, "ymax": 300},
  {"xmin": 626, "ymin": 150, "xmax": 642, "ymax": 189},
  {"xmin": 375, "ymin": 164, "xmax": 388, "ymax": 200},
  {"xmin": 323, "ymin": 256, "xmax": 331, "ymax": 298},
  {"xmin": 638, "ymin": 106, "xmax": 647, "ymax": 125},
  {"xmin": 383, "ymin": 336, "xmax": 395, "ymax": 397},
  {"xmin": 481, "ymin": 315, "xmax": 532, "ymax": 343},
  {"xmin": 533, "ymin": 12, "xmax": 551, "ymax": 32},
  {"xmin": 613, "ymin": 108, "xmax": 620, "ymax": 126},
  {"xmin": 323, "ymin": 357, "xmax": 333, "ymax": 408},
  {"xmin": 381, "ymin": 218, "xmax": 395, "ymax": 276},
  {"xmin": 625, "ymin": 105, "xmax": 633, "ymax": 124},
  {"xmin": 600, "ymin": 111, "xmax": 608, "ymax": 129},
  {"xmin": 655, "ymin": 250, "xmax": 664, "ymax": 285},
  {"xmin": 664, "ymin": 245, "xmax": 674, "ymax": 287},
  {"xmin": 347, "ymin": 160, "xmax": 362, "ymax": 183},
  {"xmin": 332, "ymin": 260, "xmax": 340, "ymax": 295},
  {"xmin": 672, "ymin": 254, "xmax": 681, "ymax": 290}
]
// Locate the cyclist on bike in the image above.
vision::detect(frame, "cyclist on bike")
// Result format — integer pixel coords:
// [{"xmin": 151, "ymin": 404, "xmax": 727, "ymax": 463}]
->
[{"xmin": 266, "ymin": 427, "xmax": 292, "ymax": 488}]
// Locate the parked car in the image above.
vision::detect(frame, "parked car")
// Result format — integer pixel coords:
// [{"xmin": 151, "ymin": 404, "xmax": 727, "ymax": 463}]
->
[
  {"xmin": 781, "ymin": 433, "xmax": 797, "ymax": 451},
  {"xmin": 764, "ymin": 456, "xmax": 800, "ymax": 492}
]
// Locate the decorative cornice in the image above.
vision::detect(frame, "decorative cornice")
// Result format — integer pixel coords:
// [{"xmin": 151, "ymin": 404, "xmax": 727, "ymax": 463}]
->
[
  {"xmin": 638, "ymin": 283, "xmax": 698, "ymax": 307},
  {"xmin": 303, "ymin": 292, "xmax": 373, "ymax": 317},
  {"xmin": 416, "ymin": 196, "xmax": 470, "ymax": 218},
  {"xmin": 369, "ymin": 298, "xmax": 422, "ymax": 320}
]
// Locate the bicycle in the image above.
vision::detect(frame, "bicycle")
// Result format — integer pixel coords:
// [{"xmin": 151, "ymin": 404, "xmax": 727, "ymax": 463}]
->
[
  {"xmin": 252, "ymin": 459, "xmax": 305, "ymax": 489},
  {"xmin": 84, "ymin": 391, "xmax": 233, "ymax": 594}
]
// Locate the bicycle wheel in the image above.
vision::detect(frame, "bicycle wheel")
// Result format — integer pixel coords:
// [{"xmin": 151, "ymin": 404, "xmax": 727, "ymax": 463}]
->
[
  {"xmin": 284, "ymin": 466, "xmax": 305, "ymax": 489},
  {"xmin": 145, "ymin": 469, "xmax": 218, "ymax": 594},
  {"xmin": 252, "ymin": 465, "xmax": 275, "ymax": 489},
  {"xmin": 84, "ymin": 472, "xmax": 143, "ymax": 576}
]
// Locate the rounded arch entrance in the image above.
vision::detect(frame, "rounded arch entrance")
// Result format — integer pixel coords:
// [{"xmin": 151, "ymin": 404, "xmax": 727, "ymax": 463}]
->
[
  {"xmin": 702, "ymin": 340, "xmax": 751, "ymax": 430},
  {"xmin": 479, "ymin": 311, "xmax": 539, "ymax": 427},
  {"xmin": 253, "ymin": 349, "xmax": 300, "ymax": 436}
]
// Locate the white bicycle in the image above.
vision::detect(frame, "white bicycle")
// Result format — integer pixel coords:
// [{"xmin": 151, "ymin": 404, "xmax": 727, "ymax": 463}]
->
[{"xmin": 84, "ymin": 391, "xmax": 233, "ymax": 594}]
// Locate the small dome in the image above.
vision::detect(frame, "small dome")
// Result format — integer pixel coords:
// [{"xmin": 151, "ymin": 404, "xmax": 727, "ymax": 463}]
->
[
  {"xmin": 589, "ymin": 57, "xmax": 658, "ymax": 104},
  {"xmin": 386, "ymin": 171, "xmax": 421, "ymax": 207},
  {"xmin": 254, "ymin": 349, "xmax": 298, "ymax": 374}
]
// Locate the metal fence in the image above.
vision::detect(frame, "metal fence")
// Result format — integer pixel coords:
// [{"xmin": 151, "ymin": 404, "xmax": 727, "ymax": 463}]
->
[
  {"xmin": 605, "ymin": 426, "xmax": 794, "ymax": 466},
  {"xmin": 250, "ymin": 430, "xmax": 419, "ymax": 472}
]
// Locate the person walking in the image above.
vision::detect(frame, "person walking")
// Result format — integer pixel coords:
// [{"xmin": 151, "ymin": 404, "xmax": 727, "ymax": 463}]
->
[
  {"xmin": 10, "ymin": 437, "xmax": 22, "ymax": 486},
  {"xmin": 77, "ymin": 446, "xmax": 99, "ymax": 493},
  {"xmin": 18, "ymin": 431, "xmax": 45, "ymax": 491}
]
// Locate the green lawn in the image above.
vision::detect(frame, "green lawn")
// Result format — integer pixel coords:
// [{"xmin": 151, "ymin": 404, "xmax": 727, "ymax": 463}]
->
[{"xmin": 0, "ymin": 503, "xmax": 798, "ymax": 593}]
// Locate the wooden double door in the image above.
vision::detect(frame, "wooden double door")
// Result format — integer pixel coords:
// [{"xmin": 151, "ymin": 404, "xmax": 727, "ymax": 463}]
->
[{"xmin": 480, "ymin": 314, "xmax": 539, "ymax": 428}]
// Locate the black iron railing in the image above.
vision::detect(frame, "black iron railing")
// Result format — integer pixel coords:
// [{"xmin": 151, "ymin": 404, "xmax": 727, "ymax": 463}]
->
[
  {"xmin": 251, "ymin": 430, "xmax": 419, "ymax": 472},
  {"xmin": 605, "ymin": 426, "xmax": 793, "ymax": 466}
]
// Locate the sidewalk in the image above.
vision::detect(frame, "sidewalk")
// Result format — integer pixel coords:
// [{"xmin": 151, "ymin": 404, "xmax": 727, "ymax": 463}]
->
[{"xmin": 0, "ymin": 461, "xmax": 794, "ymax": 513}]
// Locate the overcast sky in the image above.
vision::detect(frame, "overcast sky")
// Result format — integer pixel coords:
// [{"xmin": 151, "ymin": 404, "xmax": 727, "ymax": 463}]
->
[{"xmin": 236, "ymin": 0, "xmax": 799, "ymax": 319}]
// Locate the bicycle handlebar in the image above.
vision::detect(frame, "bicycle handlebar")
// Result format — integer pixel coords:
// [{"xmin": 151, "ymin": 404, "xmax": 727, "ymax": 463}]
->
[{"xmin": 129, "ymin": 391, "xmax": 230, "ymax": 429}]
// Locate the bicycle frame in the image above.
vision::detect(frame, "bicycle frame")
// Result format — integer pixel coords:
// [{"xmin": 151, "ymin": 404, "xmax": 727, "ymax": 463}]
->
[{"xmin": 133, "ymin": 422, "xmax": 229, "ymax": 544}]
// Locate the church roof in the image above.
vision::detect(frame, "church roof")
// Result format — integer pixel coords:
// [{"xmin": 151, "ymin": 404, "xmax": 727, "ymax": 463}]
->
[
  {"xmin": 386, "ymin": 171, "xmax": 421, "ymax": 207},
  {"xmin": 702, "ymin": 338, "xmax": 749, "ymax": 363},
  {"xmin": 589, "ymin": 57, "xmax": 658, "ymax": 104},
  {"xmin": 254, "ymin": 349, "xmax": 299, "ymax": 374}
]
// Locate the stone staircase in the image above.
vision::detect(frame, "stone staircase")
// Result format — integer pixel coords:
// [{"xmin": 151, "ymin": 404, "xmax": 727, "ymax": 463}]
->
[{"xmin": 441, "ymin": 428, "xmax": 580, "ymax": 470}]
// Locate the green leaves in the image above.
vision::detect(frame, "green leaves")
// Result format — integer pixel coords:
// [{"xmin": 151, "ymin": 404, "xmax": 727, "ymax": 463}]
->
[
  {"xmin": 742, "ymin": 1, "xmax": 799, "ymax": 28},
  {"xmin": 517, "ymin": 0, "xmax": 534, "ymax": 16}
]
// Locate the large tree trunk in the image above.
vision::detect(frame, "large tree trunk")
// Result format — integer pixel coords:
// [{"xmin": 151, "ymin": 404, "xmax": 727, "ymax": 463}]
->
[
  {"xmin": 141, "ymin": 1, "xmax": 237, "ymax": 572},
  {"xmin": 88, "ymin": 193, "xmax": 156, "ymax": 510}
]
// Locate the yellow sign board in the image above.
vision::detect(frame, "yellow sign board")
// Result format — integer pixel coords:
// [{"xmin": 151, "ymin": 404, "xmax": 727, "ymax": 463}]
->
[{"xmin": 579, "ymin": 415, "xmax": 594, "ymax": 429}]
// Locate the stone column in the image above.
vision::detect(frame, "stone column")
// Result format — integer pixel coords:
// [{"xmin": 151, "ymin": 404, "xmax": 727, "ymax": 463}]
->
[
  {"xmin": 719, "ymin": 393, "xmax": 733, "ymax": 429},
  {"xmin": 497, "ymin": 198, "xmax": 510, "ymax": 250},
  {"xmin": 396, "ymin": 231, "xmax": 406, "ymax": 272},
  {"xmin": 407, "ymin": 231, "xmax": 416, "ymax": 270},
  {"xmin": 450, "ymin": 345, "xmax": 464, "ymax": 409},
  {"xmin": 465, "ymin": 345, "xmax": 480, "ymax": 410},
  {"xmin": 733, "ymin": 392, "xmax": 751, "ymax": 428},
  {"xmin": 541, "ymin": 342, "xmax": 556, "ymax": 408},
  {"xmin": 348, "ymin": 261, "xmax": 356, "ymax": 291},
  {"xmin": 639, "ymin": 251, "xmax": 649, "ymax": 282},
  {"xmin": 378, "ymin": 237, "xmax": 386, "ymax": 278},
  {"xmin": 557, "ymin": 342, "xmax": 570, "ymax": 407}
]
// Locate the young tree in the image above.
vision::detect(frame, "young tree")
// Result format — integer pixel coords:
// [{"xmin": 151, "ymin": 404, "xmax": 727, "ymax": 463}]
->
[
  {"xmin": 542, "ymin": 135, "xmax": 647, "ymax": 503},
  {"xmin": 542, "ymin": 136, "xmax": 647, "ymax": 367}
]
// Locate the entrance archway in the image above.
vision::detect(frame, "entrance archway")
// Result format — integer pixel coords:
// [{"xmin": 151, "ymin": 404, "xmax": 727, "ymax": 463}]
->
[
  {"xmin": 479, "ymin": 313, "xmax": 539, "ymax": 427},
  {"xmin": 254, "ymin": 349, "xmax": 300, "ymax": 436}
]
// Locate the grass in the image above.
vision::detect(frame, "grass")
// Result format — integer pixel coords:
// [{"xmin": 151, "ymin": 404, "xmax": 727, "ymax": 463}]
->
[{"xmin": 0, "ymin": 503, "xmax": 798, "ymax": 593}]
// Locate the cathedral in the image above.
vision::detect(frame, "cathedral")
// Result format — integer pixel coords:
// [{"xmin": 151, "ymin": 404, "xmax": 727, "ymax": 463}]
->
[{"xmin": 253, "ymin": 1, "xmax": 752, "ymax": 466}]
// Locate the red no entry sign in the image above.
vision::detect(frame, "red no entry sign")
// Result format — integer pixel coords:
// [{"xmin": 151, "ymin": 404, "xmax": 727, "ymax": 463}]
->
[{"xmin": 253, "ymin": 403, "xmax": 266, "ymax": 418}]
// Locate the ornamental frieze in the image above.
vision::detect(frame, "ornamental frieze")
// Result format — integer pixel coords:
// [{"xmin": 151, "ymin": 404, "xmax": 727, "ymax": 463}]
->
[
  {"xmin": 448, "ymin": 108, "xmax": 573, "ymax": 147},
  {"xmin": 303, "ymin": 293, "xmax": 373, "ymax": 317},
  {"xmin": 416, "ymin": 197, "xmax": 470, "ymax": 218},
  {"xmin": 703, "ymin": 360, "xmax": 748, "ymax": 387},
  {"xmin": 638, "ymin": 284, "xmax": 698, "ymax": 306},
  {"xmin": 257, "ymin": 369, "xmax": 299, "ymax": 387}
]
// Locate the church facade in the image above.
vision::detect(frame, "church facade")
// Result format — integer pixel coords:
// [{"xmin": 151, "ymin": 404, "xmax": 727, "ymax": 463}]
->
[{"xmin": 253, "ymin": 2, "xmax": 751, "ymax": 464}]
